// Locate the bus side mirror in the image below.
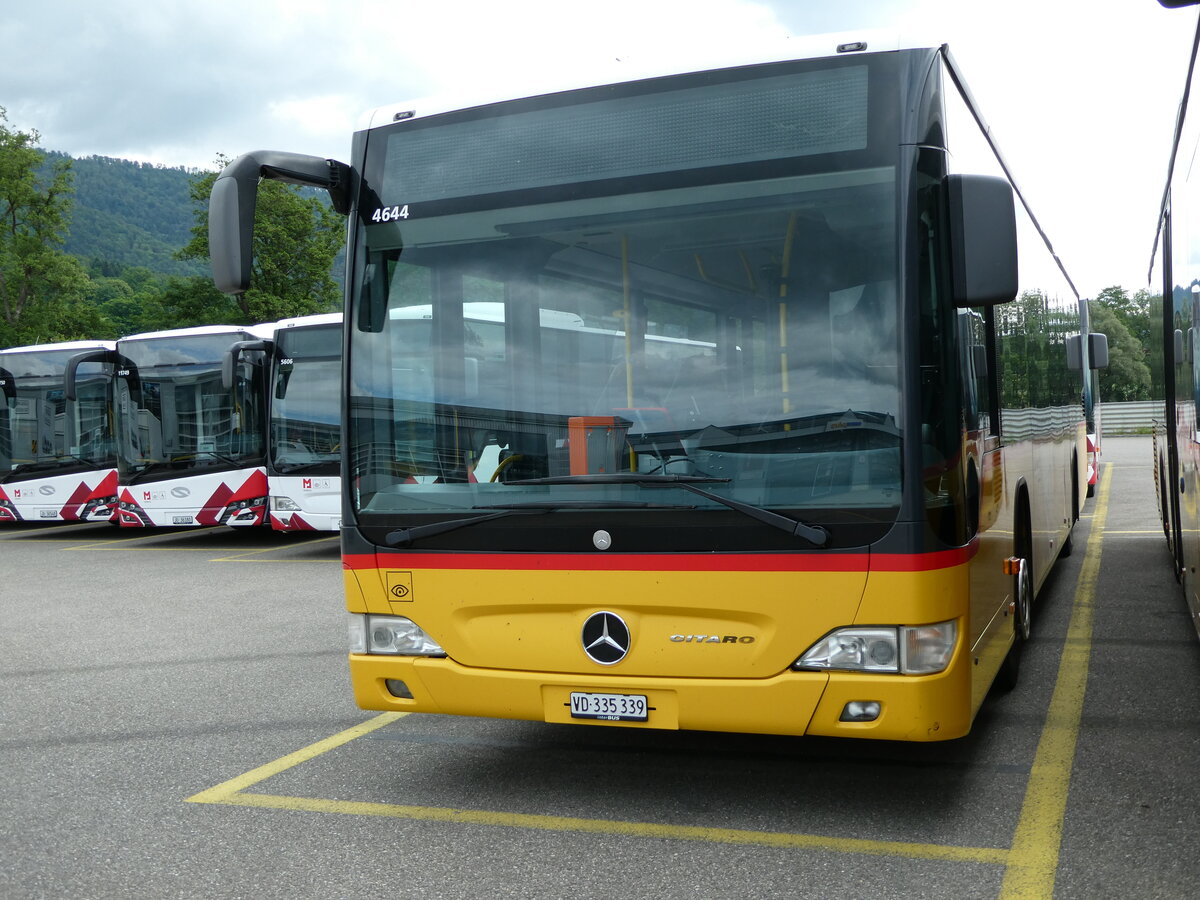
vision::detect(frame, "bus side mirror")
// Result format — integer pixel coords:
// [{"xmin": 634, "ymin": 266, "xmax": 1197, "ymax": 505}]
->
[
  {"xmin": 210, "ymin": 151, "xmax": 352, "ymax": 295},
  {"xmin": 223, "ymin": 340, "xmax": 273, "ymax": 391},
  {"xmin": 0, "ymin": 367, "xmax": 14, "ymax": 406},
  {"xmin": 1088, "ymin": 332, "xmax": 1109, "ymax": 370},
  {"xmin": 946, "ymin": 174, "xmax": 1018, "ymax": 307},
  {"xmin": 64, "ymin": 349, "xmax": 120, "ymax": 402}
]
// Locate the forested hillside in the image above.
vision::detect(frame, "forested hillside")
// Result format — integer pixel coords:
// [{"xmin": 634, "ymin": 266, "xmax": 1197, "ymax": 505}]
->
[
  {"xmin": 1, "ymin": 111, "xmax": 344, "ymax": 348},
  {"xmin": 45, "ymin": 152, "xmax": 206, "ymax": 277}
]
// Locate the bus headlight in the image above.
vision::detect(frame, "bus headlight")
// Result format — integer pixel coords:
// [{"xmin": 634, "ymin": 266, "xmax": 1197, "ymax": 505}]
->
[
  {"xmin": 795, "ymin": 621, "xmax": 957, "ymax": 675},
  {"xmin": 271, "ymin": 495, "xmax": 302, "ymax": 511},
  {"xmin": 795, "ymin": 628, "xmax": 899, "ymax": 673},
  {"xmin": 348, "ymin": 614, "xmax": 446, "ymax": 656}
]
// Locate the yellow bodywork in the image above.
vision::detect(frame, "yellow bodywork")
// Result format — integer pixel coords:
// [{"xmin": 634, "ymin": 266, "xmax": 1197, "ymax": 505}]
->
[{"xmin": 345, "ymin": 553, "xmax": 999, "ymax": 742}]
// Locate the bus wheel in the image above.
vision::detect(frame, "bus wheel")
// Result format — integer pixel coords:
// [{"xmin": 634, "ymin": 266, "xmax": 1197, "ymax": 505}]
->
[
  {"xmin": 996, "ymin": 541, "xmax": 1032, "ymax": 692},
  {"xmin": 1060, "ymin": 461, "xmax": 1079, "ymax": 558}
]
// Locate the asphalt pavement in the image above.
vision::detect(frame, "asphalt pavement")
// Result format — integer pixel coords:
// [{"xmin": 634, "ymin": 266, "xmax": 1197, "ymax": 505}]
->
[{"xmin": 0, "ymin": 435, "xmax": 1197, "ymax": 899}]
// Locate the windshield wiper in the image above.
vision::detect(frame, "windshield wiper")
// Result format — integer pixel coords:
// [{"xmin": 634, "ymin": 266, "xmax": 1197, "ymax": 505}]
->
[
  {"xmin": 475, "ymin": 500, "xmax": 695, "ymax": 510},
  {"xmin": 384, "ymin": 508, "xmax": 546, "ymax": 547},
  {"xmin": 508, "ymin": 474, "xmax": 728, "ymax": 485},
  {"xmin": 185, "ymin": 450, "xmax": 244, "ymax": 467},
  {"xmin": 273, "ymin": 461, "xmax": 337, "ymax": 474},
  {"xmin": 382, "ymin": 497, "xmax": 698, "ymax": 547},
  {"xmin": 507, "ymin": 473, "xmax": 828, "ymax": 547},
  {"xmin": 669, "ymin": 481, "xmax": 828, "ymax": 547},
  {"xmin": 7, "ymin": 455, "xmax": 106, "ymax": 476}
]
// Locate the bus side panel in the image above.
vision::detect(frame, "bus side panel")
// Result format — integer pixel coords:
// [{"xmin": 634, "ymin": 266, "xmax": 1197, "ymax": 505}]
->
[{"xmin": 1178, "ymin": 397, "xmax": 1200, "ymax": 639}]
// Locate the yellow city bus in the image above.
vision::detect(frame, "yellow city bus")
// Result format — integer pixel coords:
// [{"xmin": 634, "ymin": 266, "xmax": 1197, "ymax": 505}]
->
[
  {"xmin": 209, "ymin": 38, "xmax": 1095, "ymax": 740},
  {"xmin": 1151, "ymin": 0, "xmax": 1200, "ymax": 639}
]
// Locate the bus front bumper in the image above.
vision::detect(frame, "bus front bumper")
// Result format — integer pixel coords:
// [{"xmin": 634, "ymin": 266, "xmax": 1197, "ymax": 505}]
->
[{"xmin": 348, "ymin": 654, "xmax": 973, "ymax": 741}]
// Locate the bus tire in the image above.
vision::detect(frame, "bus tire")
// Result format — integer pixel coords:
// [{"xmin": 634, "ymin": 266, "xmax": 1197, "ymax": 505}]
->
[
  {"xmin": 1060, "ymin": 457, "xmax": 1079, "ymax": 558},
  {"xmin": 996, "ymin": 508, "xmax": 1032, "ymax": 692}
]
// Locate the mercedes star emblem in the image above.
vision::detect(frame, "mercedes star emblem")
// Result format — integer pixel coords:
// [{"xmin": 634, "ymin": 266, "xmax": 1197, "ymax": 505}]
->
[{"xmin": 581, "ymin": 611, "xmax": 631, "ymax": 665}]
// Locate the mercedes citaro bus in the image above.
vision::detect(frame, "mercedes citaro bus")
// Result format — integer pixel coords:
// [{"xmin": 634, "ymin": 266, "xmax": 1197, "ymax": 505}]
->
[{"xmin": 208, "ymin": 38, "xmax": 1099, "ymax": 740}]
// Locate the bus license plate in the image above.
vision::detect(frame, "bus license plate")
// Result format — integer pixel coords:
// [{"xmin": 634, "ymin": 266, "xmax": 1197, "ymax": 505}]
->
[
  {"xmin": 172, "ymin": 515, "xmax": 194, "ymax": 525},
  {"xmin": 569, "ymin": 692, "xmax": 648, "ymax": 722}
]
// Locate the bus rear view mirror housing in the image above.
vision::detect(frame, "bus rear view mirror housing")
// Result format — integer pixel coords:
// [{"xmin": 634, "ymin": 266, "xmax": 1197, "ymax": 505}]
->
[
  {"xmin": 1087, "ymin": 332, "xmax": 1109, "ymax": 369},
  {"xmin": 0, "ymin": 366, "xmax": 14, "ymax": 406},
  {"xmin": 1066, "ymin": 332, "xmax": 1110, "ymax": 371},
  {"xmin": 222, "ymin": 340, "xmax": 273, "ymax": 392},
  {"xmin": 210, "ymin": 151, "xmax": 352, "ymax": 295},
  {"xmin": 946, "ymin": 174, "xmax": 1018, "ymax": 307}
]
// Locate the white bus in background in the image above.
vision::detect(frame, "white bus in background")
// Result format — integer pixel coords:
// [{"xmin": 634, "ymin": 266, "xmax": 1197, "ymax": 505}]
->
[
  {"xmin": 0, "ymin": 340, "xmax": 119, "ymax": 524},
  {"xmin": 262, "ymin": 313, "xmax": 342, "ymax": 531},
  {"xmin": 103, "ymin": 324, "xmax": 274, "ymax": 528}
]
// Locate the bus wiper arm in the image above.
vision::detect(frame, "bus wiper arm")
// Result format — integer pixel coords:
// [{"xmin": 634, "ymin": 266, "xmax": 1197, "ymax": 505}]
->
[
  {"xmin": 274, "ymin": 461, "xmax": 337, "ymax": 474},
  {"xmin": 9, "ymin": 456, "xmax": 103, "ymax": 475},
  {"xmin": 475, "ymin": 500, "xmax": 695, "ymax": 510},
  {"xmin": 504, "ymin": 474, "xmax": 827, "ymax": 546},
  {"xmin": 190, "ymin": 450, "xmax": 244, "ymax": 467},
  {"xmin": 385, "ymin": 508, "xmax": 546, "ymax": 547},
  {"xmin": 508, "ymin": 474, "xmax": 729, "ymax": 485},
  {"xmin": 669, "ymin": 481, "xmax": 829, "ymax": 547}
]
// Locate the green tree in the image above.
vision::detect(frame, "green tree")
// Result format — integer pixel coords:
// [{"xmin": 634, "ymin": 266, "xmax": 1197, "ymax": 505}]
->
[
  {"xmin": 1090, "ymin": 300, "xmax": 1151, "ymax": 401},
  {"xmin": 177, "ymin": 156, "xmax": 344, "ymax": 324},
  {"xmin": 1094, "ymin": 285, "xmax": 1152, "ymax": 351},
  {"xmin": 0, "ymin": 108, "xmax": 99, "ymax": 345}
]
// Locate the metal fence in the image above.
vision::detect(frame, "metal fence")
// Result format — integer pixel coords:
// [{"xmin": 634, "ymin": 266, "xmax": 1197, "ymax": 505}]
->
[{"xmin": 1100, "ymin": 400, "xmax": 1160, "ymax": 435}]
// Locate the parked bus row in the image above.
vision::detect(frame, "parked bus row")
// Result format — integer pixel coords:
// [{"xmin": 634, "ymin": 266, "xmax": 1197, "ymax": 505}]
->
[
  {"xmin": 210, "ymin": 37, "xmax": 1108, "ymax": 740},
  {"xmin": 0, "ymin": 314, "xmax": 341, "ymax": 531}
]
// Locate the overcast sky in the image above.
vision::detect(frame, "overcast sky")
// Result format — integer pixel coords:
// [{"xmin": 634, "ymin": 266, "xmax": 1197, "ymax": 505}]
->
[{"xmin": 2, "ymin": 0, "xmax": 1196, "ymax": 300}]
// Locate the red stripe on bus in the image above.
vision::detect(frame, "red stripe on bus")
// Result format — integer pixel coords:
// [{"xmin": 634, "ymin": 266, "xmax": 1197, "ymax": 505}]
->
[{"xmin": 342, "ymin": 543, "xmax": 976, "ymax": 573}]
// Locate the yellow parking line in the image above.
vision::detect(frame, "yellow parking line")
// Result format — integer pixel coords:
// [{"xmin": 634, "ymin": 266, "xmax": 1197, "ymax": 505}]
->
[
  {"xmin": 999, "ymin": 464, "xmax": 1111, "ymax": 898},
  {"xmin": 187, "ymin": 713, "xmax": 407, "ymax": 803},
  {"xmin": 217, "ymin": 790, "xmax": 1010, "ymax": 862},
  {"xmin": 64, "ymin": 530, "xmax": 201, "ymax": 550},
  {"xmin": 211, "ymin": 535, "xmax": 339, "ymax": 562},
  {"xmin": 186, "ymin": 713, "xmax": 1007, "ymax": 864},
  {"xmin": 186, "ymin": 472, "xmax": 1115, "ymax": 872}
]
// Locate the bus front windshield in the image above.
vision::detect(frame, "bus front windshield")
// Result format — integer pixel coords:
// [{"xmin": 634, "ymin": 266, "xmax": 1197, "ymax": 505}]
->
[
  {"xmin": 270, "ymin": 326, "xmax": 341, "ymax": 474},
  {"xmin": 348, "ymin": 60, "xmax": 903, "ymax": 549},
  {"xmin": 0, "ymin": 350, "xmax": 115, "ymax": 477},
  {"xmin": 116, "ymin": 334, "xmax": 266, "ymax": 480}
]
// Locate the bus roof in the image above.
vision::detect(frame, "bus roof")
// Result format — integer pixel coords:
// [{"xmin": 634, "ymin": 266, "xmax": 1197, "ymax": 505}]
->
[
  {"xmin": 267, "ymin": 312, "xmax": 343, "ymax": 332},
  {"xmin": 1, "ymin": 339, "xmax": 116, "ymax": 355},
  {"xmin": 118, "ymin": 324, "xmax": 267, "ymax": 343},
  {"xmin": 359, "ymin": 31, "xmax": 913, "ymax": 131}
]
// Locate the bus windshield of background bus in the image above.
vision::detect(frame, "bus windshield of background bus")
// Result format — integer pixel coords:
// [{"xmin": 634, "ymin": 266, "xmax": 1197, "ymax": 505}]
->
[
  {"xmin": 0, "ymin": 351, "xmax": 114, "ymax": 476},
  {"xmin": 349, "ymin": 64, "xmax": 901, "ymax": 526},
  {"xmin": 271, "ymin": 328, "xmax": 340, "ymax": 472},
  {"xmin": 116, "ymin": 336, "xmax": 264, "ymax": 478}
]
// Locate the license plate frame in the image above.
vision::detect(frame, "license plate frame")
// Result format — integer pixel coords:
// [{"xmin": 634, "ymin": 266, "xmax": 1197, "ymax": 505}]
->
[{"xmin": 568, "ymin": 691, "xmax": 649, "ymax": 722}]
